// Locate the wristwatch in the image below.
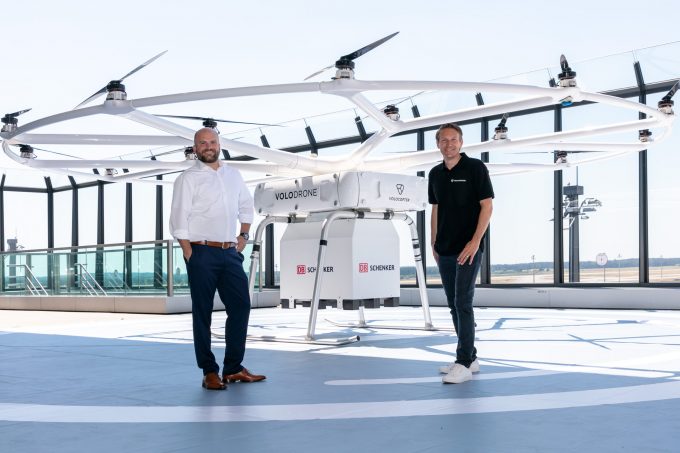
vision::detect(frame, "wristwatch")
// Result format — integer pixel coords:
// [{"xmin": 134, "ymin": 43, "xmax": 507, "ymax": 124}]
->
[{"xmin": 239, "ymin": 232, "xmax": 250, "ymax": 241}]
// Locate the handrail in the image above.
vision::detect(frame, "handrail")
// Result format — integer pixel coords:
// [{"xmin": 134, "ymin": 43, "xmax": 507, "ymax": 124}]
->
[
  {"xmin": 6, "ymin": 264, "xmax": 48, "ymax": 296},
  {"xmin": 1, "ymin": 239, "xmax": 169, "ymax": 255},
  {"xmin": 75, "ymin": 263, "xmax": 107, "ymax": 296},
  {"xmin": 0, "ymin": 239, "xmax": 211, "ymax": 296},
  {"xmin": 26, "ymin": 265, "xmax": 47, "ymax": 296}
]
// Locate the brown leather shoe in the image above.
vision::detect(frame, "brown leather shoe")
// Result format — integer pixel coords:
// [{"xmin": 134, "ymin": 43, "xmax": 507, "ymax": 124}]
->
[
  {"xmin": 202, "ymin": 372, "xmax": 226, "ymax": 390},
  {"xmin": 223, "ymin": 367, "xmax": 266, "ymax": 383}
]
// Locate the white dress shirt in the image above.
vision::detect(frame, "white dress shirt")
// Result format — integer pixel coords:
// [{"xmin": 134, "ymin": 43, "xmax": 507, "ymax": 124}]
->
[{"xmin": 169, "ymin": 160, "xmax": 254, "ymax": 242}]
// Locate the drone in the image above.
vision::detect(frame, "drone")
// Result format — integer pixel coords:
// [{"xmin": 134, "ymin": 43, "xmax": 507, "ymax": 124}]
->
[{"xmin": 0, "ymin": 33, "xmax": 676, "ymax": 185}]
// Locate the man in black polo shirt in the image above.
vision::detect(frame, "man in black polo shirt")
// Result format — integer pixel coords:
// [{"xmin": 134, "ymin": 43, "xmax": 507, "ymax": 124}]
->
[{"xmin": 428, "ymin": 123, "xmax": 494, "ymax": 384}]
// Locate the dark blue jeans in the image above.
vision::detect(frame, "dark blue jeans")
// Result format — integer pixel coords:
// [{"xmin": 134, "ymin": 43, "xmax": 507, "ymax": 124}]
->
[
  {"xmin": 437, "ymin": 251, "xmax": 482, "ymax": 367},
  {"xmin": 185, "ymin": 244, "xmax": 250, "ymax": 376}
]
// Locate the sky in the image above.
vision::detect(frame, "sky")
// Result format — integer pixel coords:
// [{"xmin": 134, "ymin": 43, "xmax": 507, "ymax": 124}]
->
[
  {"xmin": 1, "ymin": 0, "xmax": 679, "ymax": 264},
  {"xmin": 3, "ymin": 0, "xmax": 678, "ymax": 119}
]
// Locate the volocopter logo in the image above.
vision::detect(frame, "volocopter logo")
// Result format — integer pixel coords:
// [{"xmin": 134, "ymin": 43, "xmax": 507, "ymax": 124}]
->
[{"xmin": 389, "ymin": 183, "xmax": 409, "ymax": 202}]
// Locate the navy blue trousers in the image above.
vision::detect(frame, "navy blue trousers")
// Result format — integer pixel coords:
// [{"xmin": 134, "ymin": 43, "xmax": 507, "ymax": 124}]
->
[
  {"xmin": 185, "ymin": 244, "xmax": 250, "ymax": 376},
  {"xmin": 437, "ymin": 251, "xmax": 482, "ymax": 367}
]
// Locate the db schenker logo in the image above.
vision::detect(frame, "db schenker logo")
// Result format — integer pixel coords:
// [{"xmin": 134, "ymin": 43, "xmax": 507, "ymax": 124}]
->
[
  {"xmin": 359, "ymin": 263, "xmax": 369, "ymax": 273},
  {"xmin": 297, "ymin": 265, "xmax": 306, "ymax": 275}
]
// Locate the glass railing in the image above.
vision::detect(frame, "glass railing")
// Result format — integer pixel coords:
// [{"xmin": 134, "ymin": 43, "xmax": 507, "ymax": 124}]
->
[{"xmin": 0, "ymin": 240, "xmax": 257, "ymax": 296}]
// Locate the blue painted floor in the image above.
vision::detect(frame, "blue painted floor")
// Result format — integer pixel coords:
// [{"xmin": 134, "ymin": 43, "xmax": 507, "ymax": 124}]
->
[{"xmin": 1, "ymin": 306, "xmax": 680, "ymax": 452}]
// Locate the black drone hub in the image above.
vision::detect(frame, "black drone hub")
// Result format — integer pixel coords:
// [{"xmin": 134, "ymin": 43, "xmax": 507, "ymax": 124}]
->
[
  {"xmin": 556, "ymin": 150, "xmax": 568, "ymax": 160},
  {"xmin": 106, "ymin": 80, "xmax": 126, "ymax": 92},
  {"xmin": 639, "ymin": 129, "xmax": 652, "ymax": 141},
  {"xmin": 383, "ymin": 104, "xmax": 399, "ymax": 116},
  {"xmin": 335, "ymin": 58, "xmax": 355, "ymax": 70},
  {"xmin": 658, "ymin": 97, "xmax": 674, "ymax": 109},
  {"xmin": 202, "ymin": 119, "xmax": 218, "ymax": 128},
  {"xmin": 558, "ymin": 68, "xmax": 577, "ymax": 81},
  {"xmin": 1, "ymin": 114, "xmax": 18, "ymax": 126},
  {"xmin": 184, "ymin": 146, "xmax": 194, "ymax": 155},
  {"xmin": 494, "ymin": 125, "xmax": 508, "ymax": 134},
  {"xmin": 19, "ymin": 144, "xmax": 36, "ymax": 159}
]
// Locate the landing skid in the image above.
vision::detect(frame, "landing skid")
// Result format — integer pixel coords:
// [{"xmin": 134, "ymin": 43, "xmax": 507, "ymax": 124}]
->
[
  {"xmin": 325, "ymin": 318, "xmax": 453, "ymax": 332},
  {"xmin": 212, "ymin": 330, "xmax": 360, "ymax": 346}
]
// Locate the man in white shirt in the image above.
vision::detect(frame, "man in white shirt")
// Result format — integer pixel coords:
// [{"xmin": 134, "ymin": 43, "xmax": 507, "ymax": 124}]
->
[{"xmin": 170, "ymin": 127, "xmax": 265, "ymax": 390}]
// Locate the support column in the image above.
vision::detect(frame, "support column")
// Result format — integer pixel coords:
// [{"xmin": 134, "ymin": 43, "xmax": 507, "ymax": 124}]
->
[
  {"xmin": 95, "ymin": 178, "xmax": 104, "ymax": 285},
  {"xmin": 124, "ymin": 171, "xmax": 133, "ymax": 289},
  {"xmin": 634, "ymin": 61, "xmax": 649, "ymax": 283},
  {"xmin": 475, "ymin": 93, "xmax": 492, "ymax": 284},
  {"xmin": 154, "ymin": 175, "xmax": 164, "ymax": 288},
  {"xmin": 411, "ymin": 105, "xmax": 428, "ymax": 284},
  {"xmin": 550, "ymin": 79, "xmax": 565, "ymax": 284}
]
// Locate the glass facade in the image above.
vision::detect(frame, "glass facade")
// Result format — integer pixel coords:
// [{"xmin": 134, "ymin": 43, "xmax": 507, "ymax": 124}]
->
[{"xmin": 1, "ymin": 44, "xmax": 679, "ymax": 297}]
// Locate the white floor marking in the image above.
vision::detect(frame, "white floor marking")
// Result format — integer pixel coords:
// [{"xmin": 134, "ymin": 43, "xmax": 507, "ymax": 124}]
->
[
  {"xmin": 599, "ymin": 350, "xmax": 680, "ymax": 369},
  {"xmin": 488, "ymin": 359, "xmax": 673, "ymax": 379},
  {"xmin": 324, "ymin": 369, "xmax": 562, "ymax": 385},
  {"xmin": 316, "ymin": 346, "xmax": 456, "ymax": 363},
  {"xmin": 2, "ymin": 380, "xmax": 680, "ymax": 423}
]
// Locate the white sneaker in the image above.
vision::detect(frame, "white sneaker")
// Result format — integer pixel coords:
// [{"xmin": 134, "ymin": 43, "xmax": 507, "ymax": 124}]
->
[
  {"xmin": 439, "ymin": 359, "xmax": 479, "ymax": 374},
  {"xmin": 442, "ymin": 363, "xmax": 472, "ymax": 384}
]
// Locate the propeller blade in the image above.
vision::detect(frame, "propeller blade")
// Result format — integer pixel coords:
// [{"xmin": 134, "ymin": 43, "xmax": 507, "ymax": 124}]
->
[
  {"xmin": 150, "ymin": 147, "xmax": 186, "ymax": 158},
  {"xmin": 155, "ymin": 114, "xmax": 205, "ymax": 120},
  {"xmin": 665, "ymin": 80, "xmax": 680, "ymax": 99},
  {"xmin": 7, "ymin": 108, "xmax": 31, "ymax": 117},
  {"xmin": 497, "ymin": 113, "xmax": 509, "ymax": 127},
  {"xmin": 341, "ymin": 31, "xmax": 399, "ymax": 61},
  {"xmin": 560, "ymin": 54, "xmax": 569, "ymax": 71},
  {"xmin": 304, "ymin": 64, "xmax": 335, "ymax": 81},
  {"xmin": 74, "ymin": 86, "xmax": 108, "ymax": 109},
  {"xmin": 30, "ymin": 145, "xmax": 82, "ymax": 159},
  {"xmin": 512, "ymin": 150, "xmax": 603, "ymax": 155},
  {"xmin": 119, "ymin": 50, "xmax": 168, "ymax": 81},
  {"xmin": 155, "ymin": 114, "xmax": 281, "ymax": 127},
  {"xmin": 303, "ymin": 31, "xmax": 399, "ymax": 80},
  {"xmin": 74, "ymin": 50, "xmax": 167, "ymax": 109}
]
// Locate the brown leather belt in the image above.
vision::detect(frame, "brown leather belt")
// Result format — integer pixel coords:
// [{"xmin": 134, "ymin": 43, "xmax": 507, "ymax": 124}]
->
[{"xmin": 190, "ymin": 240, "xmax": 236, "ymax": 249}]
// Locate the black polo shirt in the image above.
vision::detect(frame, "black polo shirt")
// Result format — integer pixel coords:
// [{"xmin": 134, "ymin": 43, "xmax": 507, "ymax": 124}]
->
[{"xmin": 428, "ymin": 153, "xmax": 494, "ymax": 256}]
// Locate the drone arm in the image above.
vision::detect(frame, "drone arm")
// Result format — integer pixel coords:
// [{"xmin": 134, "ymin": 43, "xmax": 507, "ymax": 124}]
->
[
  {"xmin": 5, "ymin": 134, "xmax": 190, "ymax": 146},
  {"xmin": 359, "ymin": 115, "xmax": 665, "ymax": 173},
  {"xmin": 130, "ymin": 82, "xmax": 322, "ymax": 108},
  {"xmin": 582, "ymin": 91, "xmax": 664, "ymax": 120},
  {"xmin": 2, "ymin": 104, "xmax": 109, "ymax": 141},
  {"xmin": 1, "ymin": 141, "xmax": 28, "ymax": 165},
  {"xmin": 399, "ymin": 96, "xmax": 555, "ymax": 132},
  {"xmin": 225, "ymin": 161, "xmax": 308, "ymax": 178},
  {"xmin": 346, "ymin": 92, "xmax": 400, "ymax": 133},
  {"xmin": 122, "ymin": 108, "xmax": 326, "ymax": 171},
  {"xmin": 523, "ymin": 142, "xmax": 648, "ymax": 153},
  {"xmin": 16, "ymin": 159, "xmax": 191, "ymax": 170},
  {"xmin": 344, "ymin": 128, "xmax": 391, "ymax": 167}
]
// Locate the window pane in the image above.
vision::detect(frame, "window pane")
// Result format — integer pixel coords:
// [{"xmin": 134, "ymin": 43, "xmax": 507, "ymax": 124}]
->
[
  {"xmin": 53, "ymin": 190, "xmax": 73, "ymax": 248},
  {"xmin": 77, "ymin": 187, "xmax": 98, "ymax": 246},
  {"xmin": 561, "ymin": 101, "xmax": 639, "ymax": 283},
  {"xmin": 132, "ymin": 183, "xmax": 157, "ymax": 242},
  {"xmin": 489, "ymin": 110, "xmax": 555, "ymax": 284},
  {"xmin": 104, "ymin": 182, "xmax": 126, "ymax": 244},
  {"xmin": 647, "ymin": 91, "xmax": 680, "ymax": 283},
  {"xmin": 4, "ymin": 192, "xmax": 47, "ymax": 250}
]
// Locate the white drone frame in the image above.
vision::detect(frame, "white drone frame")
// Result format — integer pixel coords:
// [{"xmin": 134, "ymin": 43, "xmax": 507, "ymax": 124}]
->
[{"xmin": 0, "ymin": 75, "xmax": 675, "ymax": 184}]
